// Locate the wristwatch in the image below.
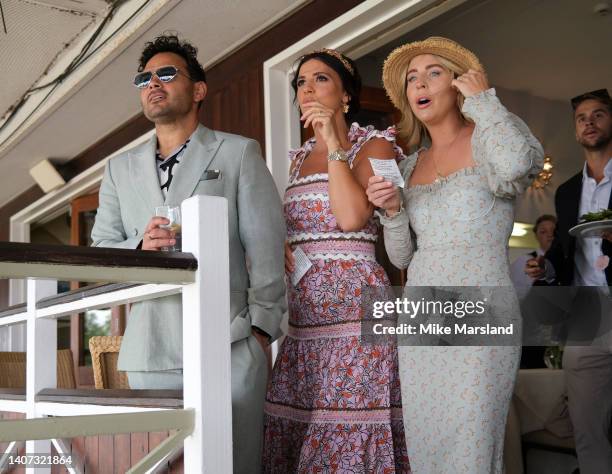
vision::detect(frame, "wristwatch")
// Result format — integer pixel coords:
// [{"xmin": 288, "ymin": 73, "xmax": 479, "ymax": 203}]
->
[{"xmin": 327, "ymin": 149, "xmax": 349, "ymax": 163}]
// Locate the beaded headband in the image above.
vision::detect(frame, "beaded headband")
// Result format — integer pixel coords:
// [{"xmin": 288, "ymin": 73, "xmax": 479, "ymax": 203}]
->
[{"xmin": 309, "ymin": 48, "xmax": 354, "ymax": 76}]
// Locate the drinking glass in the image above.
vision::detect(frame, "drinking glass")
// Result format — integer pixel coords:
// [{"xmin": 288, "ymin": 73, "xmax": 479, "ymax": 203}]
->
[{"xmin": 154, "ymin": 205, "xmax": 181, "ymax": 251}]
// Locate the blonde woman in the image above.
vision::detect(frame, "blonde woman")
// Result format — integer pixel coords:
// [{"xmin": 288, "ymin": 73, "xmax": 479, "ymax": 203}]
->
[{"xmin": 366, "ymin": 37, "xmax": 544, "ymax": 472}]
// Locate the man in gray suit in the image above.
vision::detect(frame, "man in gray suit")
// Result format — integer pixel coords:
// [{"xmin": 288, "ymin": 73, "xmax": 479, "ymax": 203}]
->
[{"xmin": 91, "ymin": 34, "xmax": 286, "ymax": 473}]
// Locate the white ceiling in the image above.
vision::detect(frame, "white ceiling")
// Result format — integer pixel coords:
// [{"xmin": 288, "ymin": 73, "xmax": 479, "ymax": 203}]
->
[
  {"xmin": 0, "ymin": 0, "xmax": 103, "ymax": 121},
  {"xmin": 0, "ymin": 0, "xmax": 306, "ymax": 208},
  {"xmin": 357, "ymin": 0, "xmax": 612, "ymax": 101}
]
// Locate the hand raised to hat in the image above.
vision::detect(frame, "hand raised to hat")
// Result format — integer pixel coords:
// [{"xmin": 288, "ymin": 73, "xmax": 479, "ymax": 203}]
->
[
  {"xmin": 451, "ymin": 69, "xmax": 488, "ymax": 98},
  {"xmin": 301, "ymin": 101, "xmax": 343, "ymax": 151}
]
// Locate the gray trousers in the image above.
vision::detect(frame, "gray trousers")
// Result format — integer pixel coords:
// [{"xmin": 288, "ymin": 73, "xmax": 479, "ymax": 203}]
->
[
  {"xmin": 563, "ymin": 343, "xmax": 612, "ymax": 474},
  {"xmin": 127, "ymin": 334, "xmax": 268, "ymax": 474}
]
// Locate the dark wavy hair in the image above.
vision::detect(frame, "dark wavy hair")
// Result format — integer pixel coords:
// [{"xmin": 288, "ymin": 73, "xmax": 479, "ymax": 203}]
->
[
  {"xmin": 290, "ymin": 51, "xmax": 361, "ymax": 121},
  {"xmin": 138, "ymin": 34, "xmax": 206, "ymax": 83}
]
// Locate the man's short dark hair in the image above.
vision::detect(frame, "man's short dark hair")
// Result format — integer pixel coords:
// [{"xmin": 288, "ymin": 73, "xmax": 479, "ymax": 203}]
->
[
  {"xmin": 138, "ymin": 34, "xmax": 206, "ymax": 84},
  {"xmin": 533, "ymin": 214, "xmax": 557, "ymax": 233},
  {"xmin": 570, "ymin": 88, "xmax": 612, "ymax": 113}
]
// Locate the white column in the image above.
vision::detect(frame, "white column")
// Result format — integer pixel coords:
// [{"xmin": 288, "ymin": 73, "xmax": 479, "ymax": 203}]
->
[
  {"xmin": 263, "ymin": 63, "xmax": 299, "ymax": 194},
  {"xmin": 26, "ymin": 278, "xmax": 57, "ymax": 474},
  {"xmin": 9, "ymin": 222, "xmax": 29, "ymax": 351},
  {"xmin": 181, "ymin": 195, "xmax": 232, "ymax": 474}
]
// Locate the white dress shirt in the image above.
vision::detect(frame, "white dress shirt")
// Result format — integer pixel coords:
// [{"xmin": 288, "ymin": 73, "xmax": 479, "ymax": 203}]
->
[{"xmin": 574, "ymin": 159, "xmax": 612, "ymax": 286}]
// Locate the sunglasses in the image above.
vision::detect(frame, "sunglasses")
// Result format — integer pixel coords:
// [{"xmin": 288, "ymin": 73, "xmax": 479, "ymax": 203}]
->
[
  {"xmin": 570, "ymin": 88, "xmax": 611, "ymax": 109},
  {"xmin": 132, "ymin": 65, "xmax": 193, "ymax": 89}
]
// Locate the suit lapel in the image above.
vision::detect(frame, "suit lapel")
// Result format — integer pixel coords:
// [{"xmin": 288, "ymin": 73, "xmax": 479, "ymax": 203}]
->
[
  {"xmin": 565, "ymin": 173, "xmax": 582, "ymax": 227},
  {"xmin": 129, "ymin": 135, "xmax": 165, "ymax": 209},
  {"xmin": 165, "ymin": 124, "xmax": 223, "ymax": 206},
  {"xmin": 605, "ymin": 171, "xmax": 612, "ymax": 284}
]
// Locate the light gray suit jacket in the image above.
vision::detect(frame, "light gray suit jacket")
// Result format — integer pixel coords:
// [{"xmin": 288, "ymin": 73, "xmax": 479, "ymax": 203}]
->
[{"xmin": 91, "ymin": 124, "xmax": 286, "ymax": 371}]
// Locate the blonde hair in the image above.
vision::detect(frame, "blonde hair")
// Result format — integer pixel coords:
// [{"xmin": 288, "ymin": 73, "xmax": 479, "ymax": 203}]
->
[{"xmin": 397, "ymin": 55, "xmax": 473, "ymax": 149}]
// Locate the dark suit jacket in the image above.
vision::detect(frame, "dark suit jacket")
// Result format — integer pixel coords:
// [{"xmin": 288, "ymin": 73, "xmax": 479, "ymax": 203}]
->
[{"xmin": 546, "ymin": 170, "xmax": 612, "ymax": 285}]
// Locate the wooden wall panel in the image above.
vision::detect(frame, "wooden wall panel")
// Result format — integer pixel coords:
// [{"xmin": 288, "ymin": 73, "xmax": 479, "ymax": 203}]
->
[
  {"xmin": 98, "ymin": 434, "xmax": 114, "ymax": 474},
  {"xmin": 114, "ymin": 433, "xmax": 131, "ymax": 473},
  {"xmin": 130, "ymin": 431, "xmax": 148, "ymax": 467},
  {"xmin": 85, "ymin": 434, "xmax": 99, "ymax": 473},
  {"xmin": 71, "ymin": 436, "xmax": 87, "ymax": 472}
]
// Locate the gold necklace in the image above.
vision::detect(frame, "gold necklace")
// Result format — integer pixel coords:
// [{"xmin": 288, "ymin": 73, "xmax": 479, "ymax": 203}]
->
[
  {"xmin": 430, "ymin": 153, "xmax": 444, "ymax": 184},
  {"xmin": 428, "ymin": 126, "xmax": 466, "ymax": 184}
]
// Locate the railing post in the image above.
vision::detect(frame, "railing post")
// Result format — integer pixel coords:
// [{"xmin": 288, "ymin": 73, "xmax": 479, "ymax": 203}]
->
[
  {"xmin": 26, "ymin": 278, "xmax": 57, "ymax": 474},
  {"xmin": 181, "ymin": 196, "xmax": 232, "ymax": 473}
]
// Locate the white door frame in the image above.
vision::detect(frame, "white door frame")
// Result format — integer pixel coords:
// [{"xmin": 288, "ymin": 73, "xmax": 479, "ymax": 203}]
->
[{"xmin": 263, "ymin": 0, "xmax": 467, "ymax": 193}]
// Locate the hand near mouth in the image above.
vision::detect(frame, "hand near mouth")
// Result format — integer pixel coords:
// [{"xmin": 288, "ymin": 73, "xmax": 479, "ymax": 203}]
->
[
  {"xmin": 300, "ymin": 101, "xmax": 342, "ymax": 150},
  {"xmin": 451, "ymin": 69, "xmax": 488, "ymax": 98}
]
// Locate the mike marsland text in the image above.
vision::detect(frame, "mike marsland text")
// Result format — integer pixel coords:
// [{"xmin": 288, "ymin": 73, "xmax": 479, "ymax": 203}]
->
[{"xmin": 371, "ymin": 322, "xmax": 515, "ymax": 336}]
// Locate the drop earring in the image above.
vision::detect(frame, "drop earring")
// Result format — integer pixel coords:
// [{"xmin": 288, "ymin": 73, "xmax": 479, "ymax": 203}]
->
[{"xmin": 342, "ymin": 102, "xmax": 349, "ymax": 114}]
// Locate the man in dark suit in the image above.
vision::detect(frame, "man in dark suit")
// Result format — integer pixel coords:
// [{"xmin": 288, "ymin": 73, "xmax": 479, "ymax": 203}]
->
[{"xmin": 527, "ymin": 88, "xmax": 612, "ymax": 474}]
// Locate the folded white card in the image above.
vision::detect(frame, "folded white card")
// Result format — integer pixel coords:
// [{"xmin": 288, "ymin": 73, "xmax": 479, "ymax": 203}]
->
[
  {"xmin": 291, "ymin": 245, "xmax": 313, "ymax": 286},
  {"xmin": 368, "ymin": 158, "xmax": 405, "ymax": 188}
]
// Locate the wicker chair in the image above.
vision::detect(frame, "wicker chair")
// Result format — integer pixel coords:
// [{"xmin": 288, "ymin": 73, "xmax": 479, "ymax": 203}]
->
[
  {"xmin": 0, "ymin": 349, "xmax": 76, "ymax": 389},
  {"xmin": 88, "ymin": 336, "xmax": 129, "ymax": 389}
]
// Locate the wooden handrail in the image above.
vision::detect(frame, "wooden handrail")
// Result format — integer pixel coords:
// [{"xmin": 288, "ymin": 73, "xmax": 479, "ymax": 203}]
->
[
  {"xmin": 0, "ymin": 242, "xmax": 198, "ymax": 283},
  {"xmin": 0, "ymin": 242, "xmax": 197, "ymax": 269}
]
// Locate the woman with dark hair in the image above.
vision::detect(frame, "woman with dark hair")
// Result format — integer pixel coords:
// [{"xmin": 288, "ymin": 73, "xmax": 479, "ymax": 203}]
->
[
  {"xmin": 262, "ymin": 49, "xmax": 410, "ymax": 473},
  {"xmin": 366, "ymin": 37, "xmax": 544, "ymax": 472}
]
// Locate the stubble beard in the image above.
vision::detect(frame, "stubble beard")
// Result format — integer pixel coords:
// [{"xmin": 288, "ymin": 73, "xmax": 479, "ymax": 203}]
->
[
  {"xmin": 578, "ymin": 130, "xmax": 612, "ymax": 152},
  {"xmin": 144, "ymin": 101, "xmax": 177, "ymax": 123}
]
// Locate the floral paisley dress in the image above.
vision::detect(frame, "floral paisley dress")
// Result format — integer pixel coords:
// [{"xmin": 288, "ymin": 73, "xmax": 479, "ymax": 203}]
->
[{"xmin": 263, "ymin": 123, "xmax": 411, "ymax": 473}]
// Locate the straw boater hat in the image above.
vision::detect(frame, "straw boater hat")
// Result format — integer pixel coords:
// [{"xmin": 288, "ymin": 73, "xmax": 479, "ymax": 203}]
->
[{"xmin": 382, "ymin": 36, "xmax": 485, "ymax": 110}]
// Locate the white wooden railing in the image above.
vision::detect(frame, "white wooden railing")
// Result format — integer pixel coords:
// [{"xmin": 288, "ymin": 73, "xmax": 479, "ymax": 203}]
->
[{"xmin": 0, "ymin": 195, "xmax": 232, "ymax": 473}]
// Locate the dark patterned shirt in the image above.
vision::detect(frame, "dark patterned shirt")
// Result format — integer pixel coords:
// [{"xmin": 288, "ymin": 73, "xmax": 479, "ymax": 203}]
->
[{"xmin": 156, "ymin": 139, "xmax": 190, "ymax": 197}]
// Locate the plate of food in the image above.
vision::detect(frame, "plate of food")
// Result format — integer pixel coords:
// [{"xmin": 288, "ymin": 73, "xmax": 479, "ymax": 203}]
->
[{"xmin": 569, "ymin": 209, "xmax": 612, "ymax": 238}]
